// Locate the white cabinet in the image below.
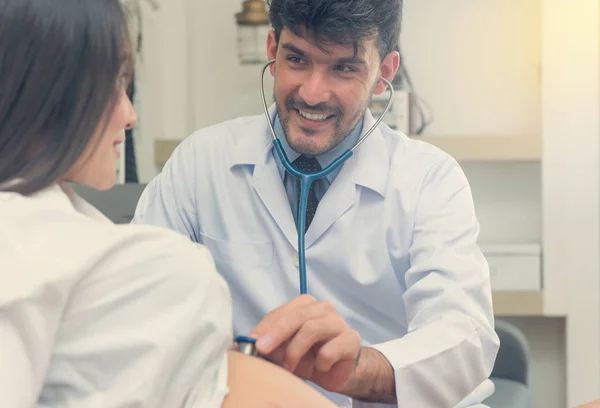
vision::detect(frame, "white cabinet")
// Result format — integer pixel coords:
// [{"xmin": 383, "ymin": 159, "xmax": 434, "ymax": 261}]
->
[{"xmin": 482, "ymin": 244, "xmax": 542, "ymax": 291}]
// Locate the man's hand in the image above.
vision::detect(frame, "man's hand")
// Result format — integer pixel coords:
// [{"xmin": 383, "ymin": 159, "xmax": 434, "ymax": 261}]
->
[{"xmin": 249, "ymin": 294, "xmax": 361, "ymax": 393}]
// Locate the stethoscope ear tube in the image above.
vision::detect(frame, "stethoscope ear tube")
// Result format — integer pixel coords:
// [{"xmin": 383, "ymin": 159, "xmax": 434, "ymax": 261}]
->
[{"xmin": 260, "ymin": 60, "xmax": 395, "ymax": 147}]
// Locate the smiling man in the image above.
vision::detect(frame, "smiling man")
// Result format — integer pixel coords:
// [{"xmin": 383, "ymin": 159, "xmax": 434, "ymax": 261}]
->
[
  {"xmin": 132, "ymin": 0, "xmax": 500, "ymax": 406},
  {"xmin": 271, "ymin": 29, "xmax": 390, "ymax": 156}
]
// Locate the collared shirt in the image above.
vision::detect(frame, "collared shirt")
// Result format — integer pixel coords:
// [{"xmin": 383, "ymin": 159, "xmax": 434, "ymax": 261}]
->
[{"xmin": 272, "ymin": 114, "xmax": 364, "ymax": 225}]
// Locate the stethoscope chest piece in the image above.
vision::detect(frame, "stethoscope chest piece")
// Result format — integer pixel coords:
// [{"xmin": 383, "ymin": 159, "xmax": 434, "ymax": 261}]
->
[{"xmin": 234, "ymin": 335, "xmax": 259, "ymax": 357}]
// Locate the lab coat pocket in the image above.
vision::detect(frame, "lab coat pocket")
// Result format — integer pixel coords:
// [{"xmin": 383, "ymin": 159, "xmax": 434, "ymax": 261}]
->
[{"xmin": 199, "ymin": 232, "xmax": 274, "ymax": 267}]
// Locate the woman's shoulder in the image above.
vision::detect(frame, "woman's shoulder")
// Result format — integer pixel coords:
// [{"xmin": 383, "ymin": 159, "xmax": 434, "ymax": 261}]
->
[
  {"xmin": 0, "ymin": 185, "xmax": 226, "ymax": 320},
  {"xmin": 0, "ymin": 184, "xmax": 217, "ymax": 282}
]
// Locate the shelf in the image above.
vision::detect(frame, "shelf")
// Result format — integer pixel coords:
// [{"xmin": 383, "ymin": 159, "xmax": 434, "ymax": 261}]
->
[
  {"xmin": 492, "ymin": 290, "xmax": 544, "ymax": 316},
  {"xmin": 155, "ymin": 134, "xmax": 541, "ymax": 167},
  {"xmin": 155, "ymin": 140, "xmax": 182, "ymax": 167},
  {"xmin": 410, "ymin": 134, "xmax": 541, "ymax": 162}
]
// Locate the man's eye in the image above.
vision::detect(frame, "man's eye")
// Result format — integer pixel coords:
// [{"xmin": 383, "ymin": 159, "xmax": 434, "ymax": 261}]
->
[{"xmin": 335, "ymin": 65, "xmax": 356, "ymax": 73}]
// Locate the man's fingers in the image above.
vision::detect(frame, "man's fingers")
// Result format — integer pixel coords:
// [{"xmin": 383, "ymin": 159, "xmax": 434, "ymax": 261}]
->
[
  {"xmin": 314, "ymin": 329, "xmax": 361, "ymax": 373},
  {"xmin": 283, "ymin": 314, "xmax": 347, "ymax": 373},
  {"xmin": 261, "ymin": 342, "xmax": 287, "ymax": 366},
  {"xmin": 250, "ymin": 294, "xmax": 317, "ymax": 338},
  {"xmin": 254, "ymin": 300, "xmax": 335, "ymax": 354}
]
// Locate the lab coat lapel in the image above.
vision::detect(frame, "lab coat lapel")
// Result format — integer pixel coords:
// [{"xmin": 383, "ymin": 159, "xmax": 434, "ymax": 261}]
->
[
  {"xmin": 232, "ymin": 108, "xmax": 299, "ymax": 249},
  {"xmin": 304, "ymin": 157, "xmax": 356, "ymax": 246},
  {"xmin": 305, "ymin": 110, "xmax": 389, "ymax": 246},
  {"xmin": 252, "ymin": 159, "xmax": 299, "ymax": 249},
  {"xmin": 232, "ymin": 107, "xmax": 389, "ymax": 250}
]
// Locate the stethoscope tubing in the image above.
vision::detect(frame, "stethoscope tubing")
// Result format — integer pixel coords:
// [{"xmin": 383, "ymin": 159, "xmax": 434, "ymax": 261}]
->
[{"xmin": 259, "ymin": 60, "xmax": 395, "ymax": 294}]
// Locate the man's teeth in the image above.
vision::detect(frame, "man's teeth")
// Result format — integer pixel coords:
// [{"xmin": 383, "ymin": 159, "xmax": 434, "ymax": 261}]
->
[{"xmin": 299, "ymin": 110, "xmax": 330, "ymax": 121}]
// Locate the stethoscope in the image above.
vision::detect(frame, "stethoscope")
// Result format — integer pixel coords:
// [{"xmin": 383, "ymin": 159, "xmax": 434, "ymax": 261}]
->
[
  {"xmin": 260, "ymin": 59, "xmax": 395, "ymax": 294},
  {"xmin": 234, "ymin": 60, "xmax": 395, "ymax": 356}
]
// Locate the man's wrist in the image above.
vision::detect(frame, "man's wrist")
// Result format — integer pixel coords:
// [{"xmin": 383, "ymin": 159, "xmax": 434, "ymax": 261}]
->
[{"xmin": 343, "ymin": 346, "xmax": 397, "ymax": 403}]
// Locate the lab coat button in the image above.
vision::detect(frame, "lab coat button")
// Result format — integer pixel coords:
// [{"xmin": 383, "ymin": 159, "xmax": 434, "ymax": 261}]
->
[{"xmin": 293, "ymin": 253, "xmax": 299, "ymax": 268}]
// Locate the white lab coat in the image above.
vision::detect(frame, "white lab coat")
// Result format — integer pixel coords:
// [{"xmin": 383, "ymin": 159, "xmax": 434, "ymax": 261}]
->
[
  {"xmin": 0, "ymin": 183, "xmax": 232, "ymax": 407},
  {"xmin": 133, "ymin": 107, "xmax": 500, "ymax": 407}
]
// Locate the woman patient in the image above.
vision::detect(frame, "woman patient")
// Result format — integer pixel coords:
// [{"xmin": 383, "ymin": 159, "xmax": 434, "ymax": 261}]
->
[{"xmin": 0, "ymin": 0, "xmax": 334, "ymax": 407}]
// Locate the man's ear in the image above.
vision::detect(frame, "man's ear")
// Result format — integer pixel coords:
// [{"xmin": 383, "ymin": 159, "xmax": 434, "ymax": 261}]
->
[
  {"xmin": 373, "ymin": 50, "xmax": 400, "ymax": 95},
  {"xmin": 266, "ymin": 30, "xmax": 278, "ymax": 76}
]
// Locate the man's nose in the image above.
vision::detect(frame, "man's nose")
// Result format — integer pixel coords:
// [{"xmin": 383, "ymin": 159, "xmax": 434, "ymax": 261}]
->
[{"xmin": 298, "ymin": 71, "xmax": 332, "ymax": 107}]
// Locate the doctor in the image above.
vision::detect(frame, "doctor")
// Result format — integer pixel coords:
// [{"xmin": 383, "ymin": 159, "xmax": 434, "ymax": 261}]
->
[{"xmin": 133, "ymin": 0, "xmax": 499, "ymax": 406}]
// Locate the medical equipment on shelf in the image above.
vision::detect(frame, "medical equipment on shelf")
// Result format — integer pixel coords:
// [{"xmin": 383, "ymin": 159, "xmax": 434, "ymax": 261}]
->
[{"xmin": 259, "ymin": 59, "xmax": 395, "ymax": 295}]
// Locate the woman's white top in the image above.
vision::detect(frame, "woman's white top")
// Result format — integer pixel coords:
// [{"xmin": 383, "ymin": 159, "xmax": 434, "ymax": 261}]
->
[{"xmin": 0, "ymin": 183, "xmax": 232, "ymax": 408}]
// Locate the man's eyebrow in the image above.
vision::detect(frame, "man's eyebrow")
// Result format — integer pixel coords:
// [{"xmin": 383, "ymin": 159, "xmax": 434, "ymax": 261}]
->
[
  {"xmin": 282, "ymin": 43, "xmax": 365, "ymax": 65},
  {"xmin": 335, "ymin": 55, "xmax": 366, "ymax": 65},
  {"xmin": 282, "ymin": 43, "xmax": 306, "ymax": 57}
]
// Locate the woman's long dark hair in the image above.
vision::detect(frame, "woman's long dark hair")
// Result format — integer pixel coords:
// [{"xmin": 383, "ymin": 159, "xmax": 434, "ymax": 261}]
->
[{"xmin": 0, "ymin": 0, "xmax": 132, "ymax": 195}]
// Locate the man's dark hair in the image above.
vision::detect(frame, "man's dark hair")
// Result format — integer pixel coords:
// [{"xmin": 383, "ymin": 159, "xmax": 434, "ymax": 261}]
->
[{"xmin": 268, "ymin": 0, "xmax": 402, "ymax": 59}]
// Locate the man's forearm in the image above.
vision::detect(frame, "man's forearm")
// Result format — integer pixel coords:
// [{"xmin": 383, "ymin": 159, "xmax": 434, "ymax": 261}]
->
[{"xmin": 343, "ymin": 347, "xmax": 397, "ymax": 403}]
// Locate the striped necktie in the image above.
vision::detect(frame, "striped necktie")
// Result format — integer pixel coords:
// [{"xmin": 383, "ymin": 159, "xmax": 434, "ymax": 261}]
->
[{"xmin": 292, "ymin": 156, "xmax": 322, "ymax": 232}]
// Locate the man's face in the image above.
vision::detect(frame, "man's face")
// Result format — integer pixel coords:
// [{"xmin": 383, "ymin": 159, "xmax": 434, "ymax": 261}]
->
[{"xmin": 266, "ymin": 28, "xmax": 398, "ymax": 156}]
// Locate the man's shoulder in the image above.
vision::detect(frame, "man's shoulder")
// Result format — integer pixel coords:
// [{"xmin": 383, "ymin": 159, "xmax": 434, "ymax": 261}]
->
[
  {"xmin": 165, "ymin": 113, "xmax": 269, "ymax": 169},
  {"xmin": 379, "ymin": 125, "xmax": 459, "ymax": 171},
  {"xmin": 185, "ymin": 113, "xmax": 267, "ymax": 147}
]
